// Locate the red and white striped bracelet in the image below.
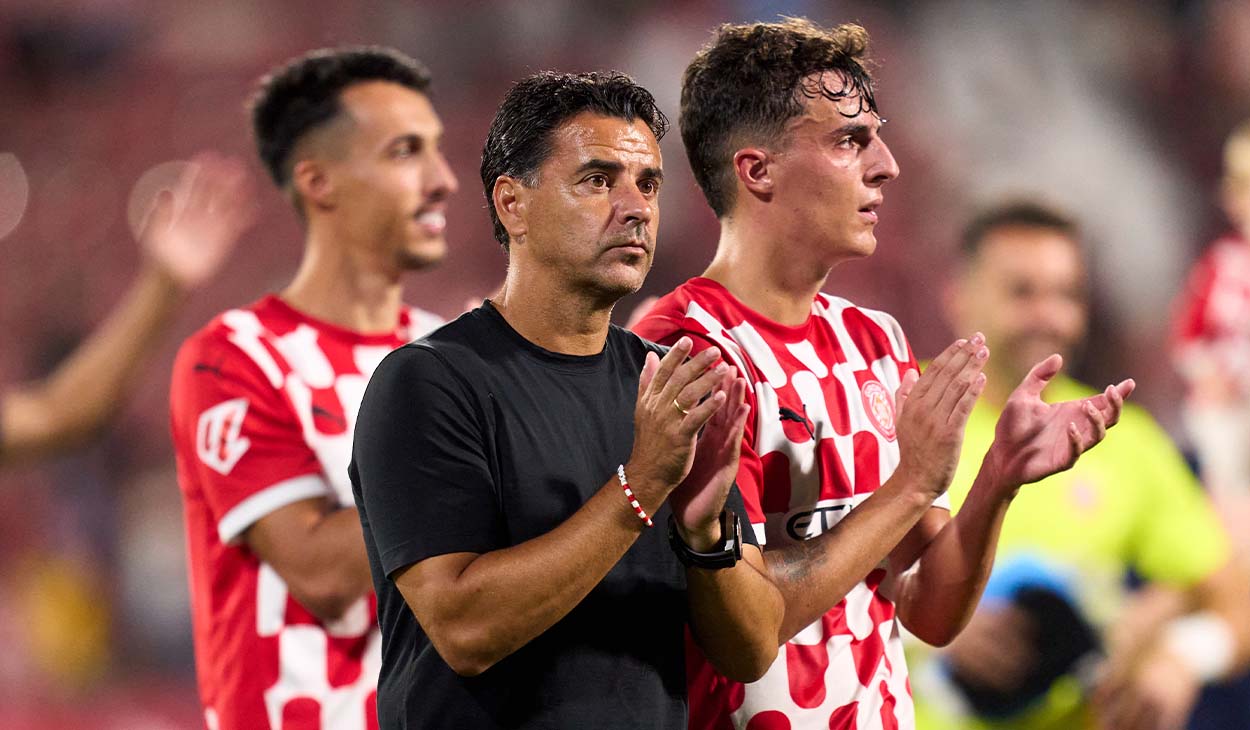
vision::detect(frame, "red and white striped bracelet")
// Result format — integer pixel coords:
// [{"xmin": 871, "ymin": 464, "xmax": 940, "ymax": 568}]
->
[{"xmin": 617, "ymin": 464, "xmax": 653, "ymax": 527}]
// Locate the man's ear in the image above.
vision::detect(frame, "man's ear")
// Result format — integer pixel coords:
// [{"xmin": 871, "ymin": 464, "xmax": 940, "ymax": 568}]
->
[
  {"xmin": 733, "ymin": 147, "xmax": 774, "ymax": 201},
  {"xmin": 291, "ymin": 159, "xmax": 335, "ymax": 212},
  {"xmin": 493, "ymin": 175, "xmax": 529, "ymax": 245}
]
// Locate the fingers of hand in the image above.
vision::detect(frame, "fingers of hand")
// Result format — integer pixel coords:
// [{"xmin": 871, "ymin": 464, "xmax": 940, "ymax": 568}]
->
[
  {"xmin": 675, "ymin": 361, "xmax": 730, "ymax": 422},
  {"xmin": 1019, "ymin": 353, "xmax": 1063, "ymax": 399},
  {"xmin": 662, "ymin": 346, "xmax": 720, "ymax": 404},
  {"xmin": 638, "ymin": 350, "xmax": 660, "ymax": 398},
  {"xmin": 948, "ymin": 371, "xmax": 987, "ymax": 426},
  {"xmin": 933, "ymin": 343, "xmax": 988, "ymax": 417},
  {"xmin": 683, "ymin": 388, "xmax": 728, "ymax": 433},
  {"xmin": 706, "ymin": 368, "xmax": 740, "ymax": 428},
  {"xmin": 1082, "ymin": 399, "xmax": 1108, "ymax": 446},
  {"xmin": 912, "ymin": 336, "xmax": 972, "ymax": 402},
  {"xmin": 648, "ymin": 337, "xmax": 694, "ymax": 397}
]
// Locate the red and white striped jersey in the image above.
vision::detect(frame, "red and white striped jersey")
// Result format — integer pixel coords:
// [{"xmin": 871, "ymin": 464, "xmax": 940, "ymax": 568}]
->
[
  {"xmin": 1173, "ymin": 233, "xmax": 1250, "ymax": 396},
  {"xmin": 635, "ymin": 277, "xmax": 946, "ymax": 730},
  {"xmin": 170, "ymin": 295, "xmax": 442, "ymax": 730}
]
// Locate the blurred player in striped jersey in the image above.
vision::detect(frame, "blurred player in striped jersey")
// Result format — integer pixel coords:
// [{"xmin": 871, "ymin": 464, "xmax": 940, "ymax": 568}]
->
[
  {"xmin": 634, "ymin": 18, "xmax": 1133, "ymax": 730},
  {"xmin": 169, "ymin": 46, "xmax": 457, "ymax": 730}
]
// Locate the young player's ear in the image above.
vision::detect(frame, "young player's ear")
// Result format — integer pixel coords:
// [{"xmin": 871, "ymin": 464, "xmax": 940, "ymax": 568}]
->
[
  {"xmin": 734, "ymin": 148, "xmax": 774, "ymax": 200},
  {"xmin": 493, "ymin": 175, "xmax": 529, "ymax": 245},
  {"xmin": 291, "ymin": 159, "xmax": 335, "ymax": 211}
]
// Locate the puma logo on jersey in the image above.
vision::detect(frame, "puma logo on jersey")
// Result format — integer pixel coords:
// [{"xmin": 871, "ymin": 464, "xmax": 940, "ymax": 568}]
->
[{"xmin": 197, "ymin": 398, "xmax": 251, "ymax": 475}]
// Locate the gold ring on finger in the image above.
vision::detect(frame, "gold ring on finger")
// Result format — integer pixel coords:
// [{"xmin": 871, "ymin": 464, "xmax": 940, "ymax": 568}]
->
[{"xmin": 672, "ymin": 398, "xmax": 690, "ymax": 416}]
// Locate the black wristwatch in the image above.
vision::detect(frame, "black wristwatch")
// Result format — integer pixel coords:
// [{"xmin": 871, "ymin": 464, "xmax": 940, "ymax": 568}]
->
[{"xmin": 668, "ymin": 510, "xmax": 743, "ymax": 570}]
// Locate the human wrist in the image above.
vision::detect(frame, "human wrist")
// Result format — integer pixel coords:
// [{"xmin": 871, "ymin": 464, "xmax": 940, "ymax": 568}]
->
[
  {"xmin": 615, "ymin": 464, "xmax": 653, "ymax": 528},
  {"xmin": 668, "ymin": 511, "xmax": 742, "ymax": 570},
  {"xmin": 978, "ymin": 443, "xmax": 1021, "ymax": 501},
  {"xmin": 674, "ymin": 518, "xmax": 721, "ymax": 552},
  {"xmin": 887, "ymin": 461, "xmax": 948, "ymax": 507},
  {"xmin": 1162, "ymin": 612, "xmax": 1235, "ymax": 683}
]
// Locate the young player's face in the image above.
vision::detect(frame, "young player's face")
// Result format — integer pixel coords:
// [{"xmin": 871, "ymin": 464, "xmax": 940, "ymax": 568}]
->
[
  {"xmin": 955, "ymin": 227, "xmax": 1089, "ymax": 380},
  {"xmin": 329, "ymin": 81, "xmax": 458, "ymax": 271},
  {"xmin": 768, "ymin": 74, "xmax": 899, "ymax": 264},
  {"xmin": 519, "ymin": 112, "xmax": 663, "ymax": 302}
]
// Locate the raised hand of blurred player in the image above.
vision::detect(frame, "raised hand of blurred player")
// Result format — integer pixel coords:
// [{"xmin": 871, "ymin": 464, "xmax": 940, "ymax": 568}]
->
[
  {"xmin": 987, "ymin": 354, "xmax": 1134, "ymax": 487},
  {"xmin": 669, "ymin": 366, "xmax": 750, "ymax": 548},
  {"xmin": 141, "ymin": 152, "xmax": 257, "ymax": 289},
  {"xmin": 893, "ymin": 334, "xmax": 989, "ymax": 499}
]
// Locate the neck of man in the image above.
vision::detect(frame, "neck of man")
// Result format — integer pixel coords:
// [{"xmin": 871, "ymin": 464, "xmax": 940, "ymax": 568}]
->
[
  {"xmin": 702, "ymin": 213, "xmax": 836, "ymax": 327},
  {"xmin": 492, "ymin": 260, "xmax": 615, "ymax": 356},
  {"xmin": 281, "ymin": 225, "xmax": 407, "ymax": 335}
]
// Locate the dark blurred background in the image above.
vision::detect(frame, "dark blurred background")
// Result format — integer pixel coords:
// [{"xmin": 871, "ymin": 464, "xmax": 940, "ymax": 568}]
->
[{"xmin": 1, "ymin": 1, "xmax": 1247, "ymax": 726}]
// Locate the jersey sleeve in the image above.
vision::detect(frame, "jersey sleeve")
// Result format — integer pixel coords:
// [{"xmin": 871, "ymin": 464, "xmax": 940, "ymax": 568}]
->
[
  {"xmin": 170, "ymin": 330, "xmax": 329, "ymax": 545},
  {"xmin": 352, "ymin": 344, "xmax": 504, "ymax": 578},
  {"xmin": 1123, "ymin": 408, "xmax": 1230, "ymax": 585}
]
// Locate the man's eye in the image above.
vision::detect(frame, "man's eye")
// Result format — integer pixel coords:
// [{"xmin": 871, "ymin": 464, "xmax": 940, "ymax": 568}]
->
[
  {"xmin": 639, "ymin": 179, "xmax": 659, "ymax": 195},
  {"xmin": 586, "ymin": 174, "xmax": 609, "ymax": 188}
]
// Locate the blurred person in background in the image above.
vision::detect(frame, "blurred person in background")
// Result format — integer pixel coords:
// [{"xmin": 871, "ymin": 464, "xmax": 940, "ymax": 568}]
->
[
  {"xmin": 634, "ymin": 19, "xmax": 1132, "ymax": 730},
  {"xmin": 168, "ymin": 45, "xmax": 457, "ymax": 730},
  {"xmin": 0, "ymin": 154, "xmax": 253, "ymax": 468},
  {"xmin": 910, "ymin": 202, "xmax": 1250, "ymax": 730},
  {"xmin": 1173, "ymin": 119, "xmax": 1250, "ymax": 546}
]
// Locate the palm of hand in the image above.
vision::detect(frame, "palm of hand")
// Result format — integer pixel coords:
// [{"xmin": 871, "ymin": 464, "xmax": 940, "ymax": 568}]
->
[
  {"xmin": 994, "ymin": 396, "xmax": 1089, "ymax": 484},
  {"xmin": 142, "ymin": 154, "xmax": 255, "ymax": 289},
  {"xmin": 990, "ymin": 354, "xmax": 1132, "ymax": 487},
  {"xmin": 670, "ymin": 375, "xmax": 748, "ymax": 532}
]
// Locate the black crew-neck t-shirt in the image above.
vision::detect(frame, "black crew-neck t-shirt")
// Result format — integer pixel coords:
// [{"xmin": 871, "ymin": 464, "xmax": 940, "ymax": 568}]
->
[{"xmin": 350, "ymin": 302, "xmax": 754, "ymax": 729}]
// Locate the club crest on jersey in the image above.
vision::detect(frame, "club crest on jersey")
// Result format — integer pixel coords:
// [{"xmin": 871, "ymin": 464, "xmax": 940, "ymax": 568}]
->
[
  {"xmin": 860, "ymin": 380, "xmax": 896, "ymax": 441},
  {"xmin": 196, "ymin": 398, "xmax": 251, "ymax": 475}
]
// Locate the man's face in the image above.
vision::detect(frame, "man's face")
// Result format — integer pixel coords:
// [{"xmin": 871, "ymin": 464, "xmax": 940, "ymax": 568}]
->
[
  {"xmin": 767, "ymin": 72, "xmax": 899, "ymax": 263},
  {"xmin": 322, "ymin": 80, "xmax": 458, "ymax": 270},
  {"xmin": 953, "ymin": 226, "xmax": 1088, "ymax": 380},
  {"xmin": 516, "ymin": 112, "xmax": 662, "ymax": 301}
]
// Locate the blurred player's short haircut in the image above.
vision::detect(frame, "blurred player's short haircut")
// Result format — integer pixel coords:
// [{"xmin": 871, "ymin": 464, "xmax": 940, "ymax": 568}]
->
[
  {"xmin": 480, "ymin": 70, "xmax": 669, "ymax": 250},
  {"xmin": 960, "ymin": 201, "xmax": 1080, "ymax": 259},
  {"xmin": 250, "ymin": 46, "xmax": 431, "ymax": 190},
  {"xmin": 680, "ymin": 18, "xmax": 877, "ymax": 218}
]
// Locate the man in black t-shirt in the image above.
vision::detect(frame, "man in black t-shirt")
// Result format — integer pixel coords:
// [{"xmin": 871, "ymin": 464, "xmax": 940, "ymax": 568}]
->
[{"xmin": 351, "ymin": 72, "xmax": 786, "ymax": 728}]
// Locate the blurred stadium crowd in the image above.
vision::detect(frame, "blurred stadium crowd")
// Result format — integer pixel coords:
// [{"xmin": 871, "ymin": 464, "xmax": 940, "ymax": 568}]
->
[{"xmin": 2, "ymin": 0, "xmax": 1250, "ymax": 727}]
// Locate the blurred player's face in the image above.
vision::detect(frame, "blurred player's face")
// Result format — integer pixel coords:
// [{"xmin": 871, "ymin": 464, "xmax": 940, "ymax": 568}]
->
[
  {"xmin": 515, "ymin": 113, "xmax": 662, "ymax": 302},
  {"xmin": 952, "ymin": 226, "xmax": 1088, "ymax": 382},
  {"xmin": 324, "ymin": 81, "xmax": 458, "ymax": 271},
  {"xmin": 768, "ymin": 74, "xmax": 899, "ymax": 264}
]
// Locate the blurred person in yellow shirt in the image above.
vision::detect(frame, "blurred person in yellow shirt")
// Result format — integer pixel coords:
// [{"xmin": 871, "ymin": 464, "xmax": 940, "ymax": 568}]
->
[{"xmin": 910, "ymin": 201, "xmax": 1250, "ymax": 730}]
